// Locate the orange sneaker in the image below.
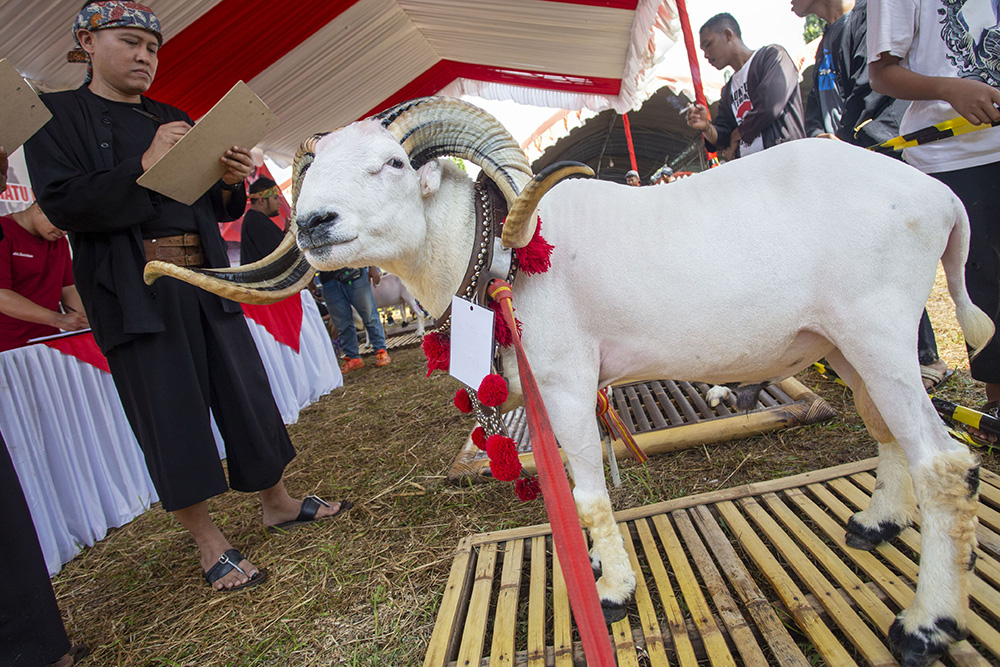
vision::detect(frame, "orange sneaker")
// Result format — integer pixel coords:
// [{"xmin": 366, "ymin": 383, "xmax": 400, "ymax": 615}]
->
[
  {"xmin": 341, "ymin": 357, "xmax": 365, "ymax": 374},
  {"xmin": 375, "ymin": 349, "xmax": 391, "ymax": 367}
]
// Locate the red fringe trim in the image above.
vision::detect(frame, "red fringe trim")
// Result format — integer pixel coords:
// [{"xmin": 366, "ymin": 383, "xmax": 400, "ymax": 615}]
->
[
  {"xmin": 514, "ymin": 216, "xmax": 554, "ymax": 275},
  {"xmin": 477, "ymin": 374, "xmax": 508, "ymax": 407},
  {"xmin": 485, "ymin": 434, "xmax": 522, "ymax": 481},
  {"xmin": 421, "ymin": 331, "xmax": 450, "ymax": 377},
  {"xmin": 453, "ymin": 388, "xmax": 473, "ymax": 414},
  {"xmin": 515, "ymin": 476, "xmax": 541, "ymax": 502}
]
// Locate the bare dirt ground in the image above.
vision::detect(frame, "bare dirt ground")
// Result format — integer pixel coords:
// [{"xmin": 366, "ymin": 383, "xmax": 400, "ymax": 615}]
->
[{"xmin": 51, "ymin": 268, "xmax": 997, "ymax": 666}]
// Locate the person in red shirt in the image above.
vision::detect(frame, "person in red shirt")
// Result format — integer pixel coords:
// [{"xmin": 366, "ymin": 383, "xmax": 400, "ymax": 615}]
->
[{"xmin": 0, "ymin": 202, "xmax": 88, "ymax": 352}]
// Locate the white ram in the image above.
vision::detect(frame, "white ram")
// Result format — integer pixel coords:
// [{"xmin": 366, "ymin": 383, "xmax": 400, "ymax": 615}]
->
[{"xmin": 146, "ymin": 98, "xmax": 993, "ymax": 667}]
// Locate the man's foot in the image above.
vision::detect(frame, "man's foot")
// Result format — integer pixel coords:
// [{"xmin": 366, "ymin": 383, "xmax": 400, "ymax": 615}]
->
[
  {"xmin": 47, "ymin": 644, "xmax": 89, "ymax": 667},
  {"xmin": 375, "ymin": 349, "xmax": 391, "ymax": 367},
  {"xmin": 966, "ymin": 401, "xmax": 1000, "ymax": 446},
  {"xmin": 341, "ymin": 357, "xmax": 364, "ymax": 373},
  {"xmin": 921, "ymin": 359, "xmax": 951, "ymax": 392},
  {"xmin": 266, "ymin": 496, "xmax": 353, "ymax": 533},
  {"xmin": 262, "ymin": 494, "xmax": 346, "ymax": 528},
  {"xmin": 201, "ymin": 544, "xmax": 264, "ymax": 591}
]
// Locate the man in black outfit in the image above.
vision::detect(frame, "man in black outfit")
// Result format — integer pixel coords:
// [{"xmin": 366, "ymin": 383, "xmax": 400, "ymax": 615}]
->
[
  {"xmin": 686, "ymin": 13, "xmax": 805, "ymax": 160},
  {"xmin": 240, "ymin": 177, "xmax": 285, "ymax": 265},
  {"xmin": 24, "ymin": 1, "xmax": 346, "ymax": 594}
]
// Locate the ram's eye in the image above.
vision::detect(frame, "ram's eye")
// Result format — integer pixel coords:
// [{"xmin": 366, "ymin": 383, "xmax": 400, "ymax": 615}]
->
[{"xmin": 388, "ymin": 158, "xmax": 405, "ymax": 169}]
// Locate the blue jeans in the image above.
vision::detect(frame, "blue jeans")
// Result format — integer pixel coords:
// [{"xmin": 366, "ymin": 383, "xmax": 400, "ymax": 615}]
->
[{"xmin": 320, "ymin": 268, "xmax": 387, "ymax": 359}]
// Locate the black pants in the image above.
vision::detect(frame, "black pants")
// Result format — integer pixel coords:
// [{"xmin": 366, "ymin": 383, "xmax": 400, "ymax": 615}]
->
[
  {"xmin": 933, "ymin": 161, "xmax": 1000, "ymax": 383},
  {"xmin": 0, "ymin": 433, "xmax": 70, "ymax": 667},
  {"xmin": 105, "ymin": 281, "xmax": 295, "ymax": 512}
]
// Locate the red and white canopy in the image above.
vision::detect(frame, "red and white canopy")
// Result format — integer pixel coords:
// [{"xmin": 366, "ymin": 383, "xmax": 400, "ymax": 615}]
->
[{"xmin": 3, "ymin": 0, "xmax": 678, "ymax": 164}]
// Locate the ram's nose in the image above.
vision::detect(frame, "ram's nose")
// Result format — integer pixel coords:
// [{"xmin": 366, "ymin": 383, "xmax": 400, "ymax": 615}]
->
[{"xmin": 299, "ymin": 211, "xmax": 338, "ymax": 232}]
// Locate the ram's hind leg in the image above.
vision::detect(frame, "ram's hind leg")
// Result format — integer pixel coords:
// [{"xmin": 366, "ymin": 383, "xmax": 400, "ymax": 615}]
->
[
  {"xmin": 830, "ymin": 346, "xmax": 978, "ymax": 666},
  {"xmin": 826, "ymin": 351, "xmax": 918, "ymax": 550}
]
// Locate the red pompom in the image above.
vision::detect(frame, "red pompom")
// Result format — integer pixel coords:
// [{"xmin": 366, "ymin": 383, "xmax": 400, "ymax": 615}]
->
[
  {"xmin": 514, "ymin": 216, "xmax": 554, "ymax": 275},
  {"xmin": 515, "ymin": 476, "xmax": 541, "ymax": 502},
  {"xmin": 471, "ymin": 426, "xmax": 486, "ymax": 450},
  {"xmin": 478, "ymin": 373, "xmax": 508, "ymax": 407},
  {"xmin": 454, "ymin": 388, "xmax": 473, "ymax": 413},
  {"xmin": 486, "ymin": 435, "xmax": 522, "ymax": 481},
  {"xmin": 421, "ymin": 331, "xmax": 450, "ymax": 377}
]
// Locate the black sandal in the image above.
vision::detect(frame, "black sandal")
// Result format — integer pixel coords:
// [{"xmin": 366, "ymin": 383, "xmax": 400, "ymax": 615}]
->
[
  {"xmin": 203, "ymin": 548, "xmax": 268, "ymax": 592},
  {"xmin": 266, "ymin": 495, "xmax": 353, "ymax": 534}
]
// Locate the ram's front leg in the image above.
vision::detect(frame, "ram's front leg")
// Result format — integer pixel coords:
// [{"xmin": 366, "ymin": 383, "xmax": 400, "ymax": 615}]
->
[{"xmin": 542, "ymin": 381, "xmax": 635, "ymax": 624}]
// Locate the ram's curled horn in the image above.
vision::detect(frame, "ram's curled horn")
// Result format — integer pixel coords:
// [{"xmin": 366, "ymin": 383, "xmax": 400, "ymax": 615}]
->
[
  {"xmin": 143, "ymin": 133, "xmax": 330, "ymax": 304},
  {"xmin": 375, "ymin": 97, "xmax": 592, "ymax": 248},
  {"xmin": 501, "ymin": 162, "xmax": 594, "ymax": 249}
]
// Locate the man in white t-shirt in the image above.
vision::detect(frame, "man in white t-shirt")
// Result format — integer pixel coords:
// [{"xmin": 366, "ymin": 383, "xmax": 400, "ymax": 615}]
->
[
  {"xmin": 868, "ymin": 0, "xmax": 1000, "ymax": 429},
  {"xmin": 686, "ymin": 12, "xmax": 805, "ymax": 160}
]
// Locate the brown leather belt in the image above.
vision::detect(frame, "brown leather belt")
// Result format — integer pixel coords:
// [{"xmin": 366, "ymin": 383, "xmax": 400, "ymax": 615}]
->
[{"xmin": 143, "ymin": 233, "xmax": 204, "ymax": 267}]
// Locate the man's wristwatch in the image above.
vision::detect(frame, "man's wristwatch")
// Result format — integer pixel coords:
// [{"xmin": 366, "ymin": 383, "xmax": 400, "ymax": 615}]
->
[{"xmin": 219, "ymin": 180, "xmax": 244, "ymax": 192}]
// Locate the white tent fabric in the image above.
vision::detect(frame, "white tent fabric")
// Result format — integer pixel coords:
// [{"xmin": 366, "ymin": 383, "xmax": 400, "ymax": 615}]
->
[{"xmin": 0, "ymin": 0, "xmax": 679, "ymax": 165}]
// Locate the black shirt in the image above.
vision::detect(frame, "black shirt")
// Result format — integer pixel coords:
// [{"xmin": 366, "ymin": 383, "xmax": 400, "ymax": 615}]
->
[
  {"xmin": 24, "ymin": 85, "xmax": 246, "ymax": 354},
  {"xmin": 102, "ymin": 97, "xmax": 198, "ymax": 236},
  {"xmin": 239, "ymin": 209, "xmax": 285, "ymax": 265}
]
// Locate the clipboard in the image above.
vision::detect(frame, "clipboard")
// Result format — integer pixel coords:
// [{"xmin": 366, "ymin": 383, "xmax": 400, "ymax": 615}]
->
[
  {"xmin": 136, "ymin": 81, "xmax": 277, "ymax": 205},
  {"xmin": 0, "ymin": 59, "xmax": 51, "ymax": 153}
]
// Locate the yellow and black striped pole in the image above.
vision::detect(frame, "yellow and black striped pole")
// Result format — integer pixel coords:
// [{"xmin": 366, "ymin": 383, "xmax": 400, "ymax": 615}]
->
[
  {"xmin": 867, "ymin": 116, "xmax": 999, "ymax": 155},
  {"xmin": 810, "ymin": 362, "xmax": 998, "ymax": 447}
]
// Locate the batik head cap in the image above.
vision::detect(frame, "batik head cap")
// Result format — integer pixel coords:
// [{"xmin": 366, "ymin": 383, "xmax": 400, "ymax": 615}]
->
[{"xmin": 68, "ymin": 2, "xmax": 163, "ymax": 81}]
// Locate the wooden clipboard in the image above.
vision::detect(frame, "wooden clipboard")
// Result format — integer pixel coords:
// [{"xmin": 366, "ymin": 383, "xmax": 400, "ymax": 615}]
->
[
  {"xmin": 0, "ymin": 59, "xmax": 51, "ymax": 153},
  {"xmin": 136, "ymin": 81, "xmax": 277, "ymax": 205}
]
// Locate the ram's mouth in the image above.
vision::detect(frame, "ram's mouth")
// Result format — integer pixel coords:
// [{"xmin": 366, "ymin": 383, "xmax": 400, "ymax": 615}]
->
[{"xmin": 298, "ymin": 234, "xmax": 357, "ymax": 251}]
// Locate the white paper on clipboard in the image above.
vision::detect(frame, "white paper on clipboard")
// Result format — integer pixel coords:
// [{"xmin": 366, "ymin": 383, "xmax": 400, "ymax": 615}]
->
[
  {"xmin": 0, "ymin": 59, "xmax": 51, "ymax": 153},
  {"xmin": 136, "ymin": 81, "xmax": 277, "ymax": 205},
  {"xmin": 448, "ymin": 296, "xmax": 495, "ymax": 389}
]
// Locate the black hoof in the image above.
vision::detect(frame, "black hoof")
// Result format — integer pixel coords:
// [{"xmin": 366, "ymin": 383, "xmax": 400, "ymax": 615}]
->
[
  {"xmin": 845, "ymin": 516, "xmax": 902, "ymax": 551},
  {"xmin": 601, "ymin": 599, "xmax": 627, "ymax": 624},
  {"xmin": 888, "ymin": 616, "xmax": 966, "ymax": 667}
]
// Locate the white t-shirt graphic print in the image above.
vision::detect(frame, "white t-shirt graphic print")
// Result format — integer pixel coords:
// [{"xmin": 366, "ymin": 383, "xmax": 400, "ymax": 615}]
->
[
  {"xmin": 868, "ymin": 0, "xmax": 1000, "ymax": 172},
  {"xmin": 729, "ymin": 50, "xmax": 765, "ymax": 156}
]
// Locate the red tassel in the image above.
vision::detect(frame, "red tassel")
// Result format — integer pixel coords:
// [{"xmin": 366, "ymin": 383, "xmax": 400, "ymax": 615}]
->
[
  {"xmin": 454, "ymin": 388, "xmax": 473, "ymax": 414},
  {"xmin": 514, "ymin": 216, "xmax": 554, "ymax": 275},
  {"xmin": 421, "ymin": 331, "xmax": 450, "ymax": 377},
  {"xmin": 515, "ymin": 476, "xmax": 541, "ymax": 502},
  {"xmin": 488, "ymin": 300, "xmax": 522, "ymax": 347},
  {"xmin": 478, "ymin": 373, "xmax": 508, "ymax": 407},
  {"xmin": 486, "ymin": 434, "xmax": 522, "ymax": 481},
  {"xmin": 471, "ymin": 426, "xmax": 486, "ymax": 450}
]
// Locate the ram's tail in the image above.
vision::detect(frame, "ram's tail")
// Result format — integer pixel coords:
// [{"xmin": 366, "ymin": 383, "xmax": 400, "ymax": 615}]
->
[{"xmin": 942, "ymin": 199, "xmax": 994, "ymax": 358}]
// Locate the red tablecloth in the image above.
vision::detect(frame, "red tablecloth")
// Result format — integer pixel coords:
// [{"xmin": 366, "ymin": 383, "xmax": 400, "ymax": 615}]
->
[
  {"xmin": 43, "ymin": 333, "xmax": 110, "ymax": 373},
  {"xmin": 242, "ymin": 295, "xmax": 304, "ymax": 353}
]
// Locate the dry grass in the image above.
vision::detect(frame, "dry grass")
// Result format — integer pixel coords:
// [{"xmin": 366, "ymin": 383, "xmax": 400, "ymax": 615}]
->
[{"xmin": 53, "ymin": 267, "xmax": 998, "ymax": 666}]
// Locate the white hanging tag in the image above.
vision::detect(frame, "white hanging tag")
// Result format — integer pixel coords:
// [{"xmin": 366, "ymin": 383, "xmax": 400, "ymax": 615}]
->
[{"xmin": 449, "ymin": 295, "xmax": 494, "ymax": 389}]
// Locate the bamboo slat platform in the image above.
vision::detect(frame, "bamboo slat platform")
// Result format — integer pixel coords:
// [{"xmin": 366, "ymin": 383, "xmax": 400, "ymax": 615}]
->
[
  {"xmin": 358, "ymin": 330, "xmax": 423, "ymax": 356},
  {"xmin": 425, "ymin": 459, "xmax": 1000, "ymax": 666},
  {"xmin": 449, "ymin": 377, "xmax": 836, "ymax": 482}
]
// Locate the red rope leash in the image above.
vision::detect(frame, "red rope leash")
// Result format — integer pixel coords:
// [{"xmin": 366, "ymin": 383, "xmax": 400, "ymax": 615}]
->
[
  {"xmin": 622, "ymin": 112, "xmax": 638, "ymax": 173},
  {"xmin": 675, "ymin": 0, "xmax": 719, "ymax": 166},
  {"xmin": 487, "ymin": 279, "xmax": 616, "ymax": 665},
  {"xmin": 596, "ymin": 388, "xmax": 647, "ymax": 463}
]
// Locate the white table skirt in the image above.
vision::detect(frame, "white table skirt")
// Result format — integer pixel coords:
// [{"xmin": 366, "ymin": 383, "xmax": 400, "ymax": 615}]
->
[{"xmin": 0, "ymin": 291, "xmax": 341, "ymax": 575}]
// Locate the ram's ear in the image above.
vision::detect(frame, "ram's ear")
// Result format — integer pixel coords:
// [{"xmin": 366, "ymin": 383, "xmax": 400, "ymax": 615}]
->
[{"xmin": 417, "ymin": 160, "xmax": 442, "ymax": 197}]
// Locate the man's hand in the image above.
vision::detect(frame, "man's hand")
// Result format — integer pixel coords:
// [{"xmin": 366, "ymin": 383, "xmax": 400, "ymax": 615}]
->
[
  {"xmin": 220, "ymin": 146, "xmax": 254, "ymax": 186},
  {"xmin": 685, "ymin": 103, "xmax": 710, "ymax": 130},
  {"xmin": 940, "ymin": 78, "xmax": 1000, "ymax": 126},
  {"xmin": 719, "ymin": 129, "xmax": 741, "ymax": 161},
  {"xmin": 368, "ymin": 266, "xmax": 381, "ymax": 287},
  {"xmin": 141, "ymin": 121, "xmax": 191, "ymax": 171},
  {"xmin": 55, "ymin": 310, "xmax": 89, "ymax": 331},
  {"xmin": 0, "ymin": 146, "xmax": 7, "ymax": 194}
]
